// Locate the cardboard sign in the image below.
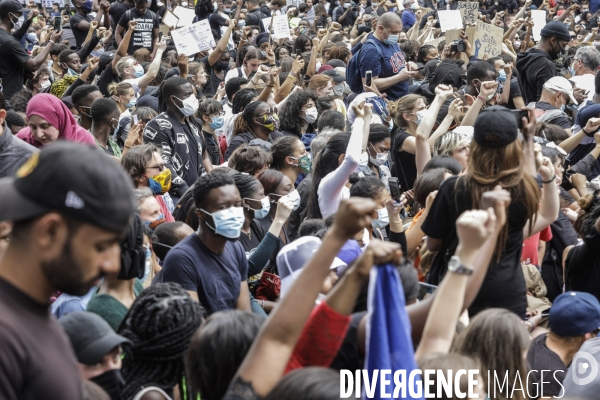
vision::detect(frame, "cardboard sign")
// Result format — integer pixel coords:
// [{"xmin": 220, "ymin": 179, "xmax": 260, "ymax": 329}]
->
[
  {"xmin": 262, "ymin": 15, "xmax": 291, "ymax": 39},
  {"xmin": 458, "ymin": 2, "xmax": 478, "ymax": 26},
  {"xmin": 171, "ymin": 20, "xmax": 216, "ymax": 56},
  {"xmin": 472, "ymin": 21, "xmax": 503, "ymax": 59},
  {"xmin": 162, "ymin": 10, "xmax": 180, "ymax": 28},
  {"xmin": 531, "ymin": 10, "xmax": 547, "ymax": 42},
  {"xmin": 172, "ymin": 6, "xmax": 196, "ymax": 27},
  {"xmin": 437, "ymin": 10, "xmax": 464, "ymax": 32}
]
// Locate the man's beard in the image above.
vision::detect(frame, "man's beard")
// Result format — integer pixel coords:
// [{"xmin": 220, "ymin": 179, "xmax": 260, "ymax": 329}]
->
[{"xmin": 41, "ymin": 239, "xmax": 103, "ymax": 296}]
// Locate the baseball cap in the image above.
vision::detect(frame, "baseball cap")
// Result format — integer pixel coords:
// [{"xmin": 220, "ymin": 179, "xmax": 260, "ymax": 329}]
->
[
  {"xmin": 321, "ymin": 69, "xmax": 346, "ymax": 83},
  {"xmin": 0, "ymin": 141, "xmax": 136, "ymax": 233},
  {"xmin": 544, "ymin": 76, "xmax": 578, "ymax": 105},
  {"xmin": 59, "ymin": 312, "xmax": 132, "ymax": 365},
  {"xmin": 550, "ymin": 291, "xmax": 600, "ymax": 336},
  {"xmin": 540, "ymin": 20, "xmax": 571, "ymax": 42},
  {"xmin": 0, "ymin": 0, "xmax": 27, "ymax": 16},
  {"xmin": 473, "ymin": 106, "xmax": 518, "ymax": 148},
  {"xmin": 327, "ymin": 59, "xmax": 346, "ymax": 68}
]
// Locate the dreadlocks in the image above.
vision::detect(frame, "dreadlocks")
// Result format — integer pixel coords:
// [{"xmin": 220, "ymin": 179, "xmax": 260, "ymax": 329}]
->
[
  {"xmin": 119, "ymin": 283, "xmax": 204, "ymax": 400},
  {"xmin": 233, "ymin": 100, "xmax": 265, "ymax": 136},
  {"xmin": 157, "ymin": 76, "xmax": 189, "ymax": 113}
]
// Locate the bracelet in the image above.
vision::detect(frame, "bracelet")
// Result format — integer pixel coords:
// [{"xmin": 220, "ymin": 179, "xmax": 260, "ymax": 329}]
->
[
  {"xmin": 542, "ymin": 174, "xmax": 556, "ymax": 184},
  {"xmin": 48, "ymin": 39, "xmax": 55, "ymax": 44},
  {"xmin": 477, "ymin": 95, "xmax": 487, "ymax": 103},
  {"xmin": 267, "ymin": 84, "xmax": 274, "ymax": 87},
  {"xmin": 526, "ymin": 320, "xmax": 535, "ymax": 333}
]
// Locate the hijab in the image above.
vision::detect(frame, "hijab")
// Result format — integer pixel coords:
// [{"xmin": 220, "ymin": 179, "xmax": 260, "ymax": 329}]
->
[{"xmin": 17, "ymin": 93, "xmax": 96, "ymax": 148}]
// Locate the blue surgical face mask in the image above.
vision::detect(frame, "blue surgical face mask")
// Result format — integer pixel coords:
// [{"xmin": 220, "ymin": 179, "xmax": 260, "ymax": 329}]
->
[
  {"xmin": 498, "ymin": 69, "xmax": 506, "ymax": 82},
  {"xmin": 201, "ymin": 206, "xmax": 245, "ymax": 238},
  {"xmin": 560, "ymin": 103, "xmax": 566, "ymax": 111},
  {"xmin": 238, "ymin": 20, "xmax": 246, "ymax": 27},
  {"xmin": 384, "ymin": 28, "xmax": 399, "ymax": 45},
  {"xmin": 261, "ymin": 50, "xmax": 267, "ymax": 57},
  {"xmin": 251, "ymin": 197, "xmax": 271, "ymax": 219},
  {"xmin": 126, "ymin": 97, "xmax": 137, "ymax": 109},
  {"xmin": 415, "ymin": 110, "xmax": 427, "ymax": 125},
  {"xmin": 133, "ymin": 64, "xmax": 145, "ymax": 78},
  {"xmin": 140, "ymin": 246, "xmax": 152, "ymax": 283},
  {"xmin": 209, "ymin": 116, "xmax": 224, "ymax": 129},
  {"xmin": 372, "ymin": 207, "xmax": 389, "ymax": 228},
  {"xmin": 82, "ymin": 0, "xmax": 93, "ymax": 12}
]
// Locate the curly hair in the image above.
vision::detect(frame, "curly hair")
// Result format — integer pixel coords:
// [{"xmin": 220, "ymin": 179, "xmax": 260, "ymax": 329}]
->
[
  {"xmin": 9, "ymin": 90, "xmax": 32, "ymax": 113},
  {"xmin": 228, "ymin": 145, "xmax": 272, "ymax": 175},
  {"xmin": 192, "ymin": 171, "xmax": 237, "ymax": 209},
  {"xmin": 233, "ymin": 100, "xmax": 266, "ymax": 136},
  {"xmin": 119, "ymin": 283, "xmax": 204, "ymax": 400},
  {"xmin": 278, "ymin": 91, "xmax": 318, "ymax": 137},
  {"xmin": 328, "ymin": 46, "xmax": 351, "ymax": 63},
  {"xmin": 416, "ymin": 44, "xmax": 435, "ymax": 64},
  {"xmin": 575, "ymin": 192, "xmax": 600, "ymax": 236}
]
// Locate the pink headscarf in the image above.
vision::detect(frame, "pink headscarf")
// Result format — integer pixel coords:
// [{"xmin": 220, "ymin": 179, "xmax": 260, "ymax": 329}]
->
[{"xmin": 17, "ymin": 93, "xmax": 96, "ymax": 148}]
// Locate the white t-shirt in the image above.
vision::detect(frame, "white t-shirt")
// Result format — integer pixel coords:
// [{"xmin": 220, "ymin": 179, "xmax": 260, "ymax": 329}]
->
[
  {"xmin": 224, "ymin": 67, "xmax": 247, "ymax": 83},
  {"xmin": 570, "ymin": 74, "xmax": 596, "ymax": 102},
  {"xmin": 122, "ymin": 77, "xmax": 143, "ymax": 95}
]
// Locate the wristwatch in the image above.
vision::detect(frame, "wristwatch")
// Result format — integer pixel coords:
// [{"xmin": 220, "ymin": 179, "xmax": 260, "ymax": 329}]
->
[{"xmin": 447, "ymin": 256, "xmax": 474, "ymax": 275}]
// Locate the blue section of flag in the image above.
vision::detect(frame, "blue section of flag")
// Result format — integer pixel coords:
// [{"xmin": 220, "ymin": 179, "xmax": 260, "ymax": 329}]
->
[{"xmin": 364, "ymin": 263, "xmax": 423, "ymax": 400}]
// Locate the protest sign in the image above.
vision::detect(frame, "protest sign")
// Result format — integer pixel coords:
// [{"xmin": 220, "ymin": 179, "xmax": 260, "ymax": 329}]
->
[
  {"xmin": 163, "ymin": 10, "xmax": 179, "ymax": 29},
  {"xmin": 262, "ymin": 15, "xmax": 292, "ymax": 39},
  {"xmin": 458, "ymin": 2, "xmax": 478, "ymax": 26},
  {"xmin": 171, "ymin": 20, "xmax": 216, "ymax": 56},
  {"xmin": 172, "ymin": 6, "xmax": 196, "ymax": 27},
  {"xmin": 437, "ymin": 10, "xmax": 463, "ymax": 32},
  {"xmin": 424, "ymin": 35, "xmax": 446, "ymax": 48},
  {"xmin": 531, "ymin": 10, "xmax": 547, "ymax": 41},
  {"xmin": 472, "ymin": 21, "xmax": 503, "ymax": 59}
]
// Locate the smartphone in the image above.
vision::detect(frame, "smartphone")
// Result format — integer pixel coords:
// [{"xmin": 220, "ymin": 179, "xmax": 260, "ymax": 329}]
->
[
  {"xmin": 133, "ymin": 115, "xmax": 139, "ymax": 125},
  {"xmin": 365, "ymin": 70, "xmax": 372, "ymax": 87},
  {"xmin": 296, "ymin": 48, "xmax": 302, "ymax": 57},
  {"xmin": 510, "ymin": 109, "xmax": 528, "ymax": 129},
  {"xmin": 388, "ymin": 177, "xmax": 401, "ymax": 202},
  {"xmin": 54, "ymin": 16, "xmax": 61, "ymax": 31},
  {"xmin": 417, "ymin": 282, "xmax": 438, "ymax": 301}
]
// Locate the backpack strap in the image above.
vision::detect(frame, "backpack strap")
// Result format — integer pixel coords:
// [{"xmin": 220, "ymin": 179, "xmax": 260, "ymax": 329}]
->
[{"xmin": 237, "ymin": 67, "xmax": 243, "ymax": 78}]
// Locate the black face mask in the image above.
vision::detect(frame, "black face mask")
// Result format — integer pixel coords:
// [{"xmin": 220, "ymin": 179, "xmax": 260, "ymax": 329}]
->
[
  {"xmin": 118, "ymin": 214, "xmax": 146, "ymax": 280},
  {"xmin": 549, "ymin": 40, "xmax": 565, "ymax": 60},
  {"xmin": 89, "ymin": 369, "xmax": 125, "ymax": 400}
]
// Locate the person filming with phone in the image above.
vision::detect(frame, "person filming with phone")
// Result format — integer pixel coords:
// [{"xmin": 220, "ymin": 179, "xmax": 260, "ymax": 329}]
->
[{"xmin": 357, "ymin": 12, "xmax": 417, "ymax": 101}]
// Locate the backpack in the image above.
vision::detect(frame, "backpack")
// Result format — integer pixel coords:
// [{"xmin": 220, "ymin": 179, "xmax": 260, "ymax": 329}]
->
[
  {"xmin": 527, "ymin": 102, "xmax": 568, "ymax": 125},
  {"xmin": 347, "ymin": 38, "xmax": 384, "ymax": 94}
]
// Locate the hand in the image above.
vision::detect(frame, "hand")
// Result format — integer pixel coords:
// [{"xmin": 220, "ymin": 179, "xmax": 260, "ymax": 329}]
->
[
  {"xmin": 318, "ymin": 28, "xmax": 327, "ymax": 38},
  {"xmin": 459, "ymin": 30, "xmax": 473, "ymax": 57},
  {"xmin": 350, "ymin": 240, "xmax": 402, "ymax": 280},
  {"xmin": 562, "ymin": 207, "xmax": 578, "ymax": 222},
  {"xmin": 266, "ymin": 46, "xmax": 276, "ymax": 64},
  {"xmin": 538, "ymin": 156, "xmax": 555, "ymax": 181},
  {"xmin": 87, "ymin": 56, "xmax": 99, "ymax": 71},
  {"xmin": 229, "ymin": 19, "xmax": 237, "ymax": 28},
  {"xmin": 129, "ymin": 20, "xmax": 138, "ymax": 30},
  {"xmin": 216, "ymin": 81, "xmax": 226, "ymax": 97},
  {"xmin": 583, "ymin": 117, "xmax": 600, "ymax": 134},
  {"xmin": 177, "ymin": 54, "xmax": 189, "ymax": 74},
  {"xmin": 447, "ymin": 98, "xmax": 463, "ymax": 118},
  {"xmin": 50, "ymin": 29, "xmax": 63, "ymax": 43},
  {"xmin": 385, "ymin": 199, "xmax": 404, "ymax": 221},
  {"xmin": 274, "ymin": 196, "xmax": 294, "ymax": 223},
  {"xmin": 456, "ymin": 208, "xmax": 497, "ymax": 254},
  {"xmin": 363, "ymin": 82, "xmax": 384, "ymax": 97},
  {"xmin": 312, "ymin": 37, "xmax": 319, "ymax": 47},
  {"xmin": 569, "ymin": 173, "xmax": 587, "ymax": 188},
  {"xmin": 526, "ymin": 0, "xmax": 532, "ymax": 6},
  {"xmin": 291, "ymin": 56, "xmax": 304, "ymax": 74},
  {"xmin": 525, "ymin": 309, "xmax": 543, "ymax": 328},
  {"xmin": 125, "ymin": 123, "xmax": 143, "ymax": 148},
  {"xmin": 398, "ymin": 68, "xmax": 418, "ymax": 81},
  {"xmin": 331, "ymin": 22, "xmax": 342, "ymax": 31},
  {"xmin": 573, "ymin": 87, "xmax": 587, "ymax": 104},
  {"xmin": 30, "ymin": 8, "xmax": 39, "ymax": 18},
  {"xmin": 351, "ymin": 100, "xmax": 366, "ymax": 119},
  {"xmin": 90, "ymin": 20, "xmax": 98, "ymax": 30},
  {"xmin": 100, "ymin": 0, "xmax": 110, "ymax": 10},
  {"xmin": 156, "ymin": 40, "xmax": 167, "ymax": 52},
  {"xmin": 256, "ymin": 65, "xmax": 270, "ymax": 77},
  {"xmin": 479, "ymin": 81, "xmax": 498, "ymax": 100},
  {"xmin": 434, "ymin": 83, "xmax": 453, "ymax": 98},
  {"xmin": 331, "ymin": 198, "xmax": 378, "ymax": 240},
  {"xmin": 243, "ymin": 26, "xmax": 252, "ymax": 39},
  {"xmin": 269, "ymin": 66, "xmax": 281, "ymax": 79},
  {"xmin": 521, "ymin": 107, "xmax": 537, "ymax": 142},
  {"xmin": 595, "ymin": 131, "xmax": 600, "ymax": 146},
  {"xmin": 503, "ymin": 63, "xmax": 513, "ymax": 75},
  {"xmin": 415, "ymin": 9, "xmax": 422, "ymax": 20},
  {"xmin": 481, "ymin": 185, "xmax": 511, "ymax": 230}
]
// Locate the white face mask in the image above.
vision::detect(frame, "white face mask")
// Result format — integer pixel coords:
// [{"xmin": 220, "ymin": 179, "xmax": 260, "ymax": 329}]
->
[
  {"xmin": 303, "ymin": 107, "xmax": 318, "ymax": 124},
  {"xmin": 282, "ymin": 189, "xmax": 301, "ymax": 210},
  {"xmin": 372, "ymin": 207, "xmax": 389, "ymax": 228},
  {"xmin": 358, "ymin": 151, "xmax": 369, "ymax": 169},
  {"xmin": 39, "ymin": 80, "xmax": 51, "ymax": 90},
  {"xmin": 174, "ymin": 95, "xmax": 199, "ymax": 117},
  {"xmin": 201, "ymin": 206, "xmax": 245, "ymax": 238}
]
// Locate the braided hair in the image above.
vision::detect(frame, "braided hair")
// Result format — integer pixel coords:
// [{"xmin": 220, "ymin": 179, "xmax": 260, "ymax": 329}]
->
[
  {"xmin": 157, "ymin": 77, "xmax": 189, "ymax": 113},
  {"xmin": 233, "ymin": 172, "xmax": 262, "ymax": 199},
  {"xmin": 119, "ymin": 283, "xmax": 204, "ymax": 400},
  {"xmin": 417, "ymin": 45, "xmax": 435, "ymax": 64},
  {"xmin": 233, "ymin": 100, "xmax": 266, "ymax": 136}
]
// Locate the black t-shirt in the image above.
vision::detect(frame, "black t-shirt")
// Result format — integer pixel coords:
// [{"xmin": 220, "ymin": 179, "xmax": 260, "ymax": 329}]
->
[
  {"xmin": 527, "ymin": 334, "xmax": 568, "ymax": 397},
  {"xmin": 200, "ymin": 55, "xmax": 224, "ymax": 97},
  {"xmin": 162, "ymin": 233, "xmax": 248, "ymax": 316},
  {"xmin": 237, "ymin": 220, "xmax": 265, "ymax": 258},
  {"xmin": 421, "ymin": 176, "xmax": 529, "ymax": 317},
  {"xmin": 0, "ymin": 29, "xmax": 31, "ymax": 100},
  {"xmin": 110, "ymin": 2, "xmax": 134, "ymax": 31},
  {"xmin": 391, "ymin": 129, "xmax": 417, "ymax": 192},
  {"xmin": 118, "ymin": 9, "xmax": 160, "ymax": 55},
  {"xmin": 98, "ymin": 65, "xmax": 121, "ymax": 97},
  {"xmin": 203, "ymin": 130, "xmax": 221, "ymax": 165},
  {"xmin": 0, "ymin": 278, "xmax": 83, "ymax": 399},
  {"xmin": 505, "ymin": 77, "xmax": 523, "ymax": 110},
  {"xmin": 70, "ymin": 13, "xmax": 93, "ymax": 48}
]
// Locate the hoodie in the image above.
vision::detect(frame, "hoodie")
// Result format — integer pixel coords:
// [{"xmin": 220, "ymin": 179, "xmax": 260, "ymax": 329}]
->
[{"xmin": 516, "ymin": 48, "xmax": 557, "ymax": 104}]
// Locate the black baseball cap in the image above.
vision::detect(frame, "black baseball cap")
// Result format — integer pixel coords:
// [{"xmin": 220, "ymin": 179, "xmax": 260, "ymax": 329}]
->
[
  {"xmin": 321, "ymin": 69, "xmax": 345, "ymax": 83},
  {"xmin": 0, "ymin": 0, "xmax": 27, "ymax": 16},
  {"xmin": 473, "ymin": 106, "xmax": 518, "ymax": 148},
  {"xmin": 59, "ymin": 312, "xmax": 132, "ymax": 365},
  {"xmin": 0, "ymin": 141, "xmax": 136, "ymax": 233}
]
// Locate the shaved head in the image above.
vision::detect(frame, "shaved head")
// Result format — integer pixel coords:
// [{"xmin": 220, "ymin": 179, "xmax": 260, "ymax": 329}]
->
[{"xmin": 379, "ymin": 12, "xmax": 402, "ymax": 30}]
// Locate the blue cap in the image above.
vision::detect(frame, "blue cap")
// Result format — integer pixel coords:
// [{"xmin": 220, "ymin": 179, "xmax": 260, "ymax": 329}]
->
[
  {"xmin": 550, "ymin": 291, "xmax": 600, "ymax": 336},
  {"xmin": 576, "ymin": 103, "xmax": 600, "ymax": 140}
]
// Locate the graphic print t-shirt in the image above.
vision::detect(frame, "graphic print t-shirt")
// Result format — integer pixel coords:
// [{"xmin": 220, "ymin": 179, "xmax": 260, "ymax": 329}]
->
[
  {"xmin": 118, "ymin": 9, "xmax": 160, "ymax": 55},
  {"xmin": 358, "ymin": 35, "xmax": 408, "ymax": 101}
]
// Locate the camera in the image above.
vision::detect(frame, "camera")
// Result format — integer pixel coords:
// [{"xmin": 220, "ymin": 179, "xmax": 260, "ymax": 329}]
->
[{"xmin": 450, "ymin": 39, "xmax": 466, "ymax": 52}]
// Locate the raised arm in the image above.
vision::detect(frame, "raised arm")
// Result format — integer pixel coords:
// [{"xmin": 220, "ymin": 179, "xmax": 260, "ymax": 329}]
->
[
  {"xmin": 207, "ymin": 19, "xmax": 236, "ymax": 67},
  {"xmin": 524, "ymin": 157, "xmax": 559, "ymax": 238},
  {"xmin": 461, "ymin": 81, "xmax": 497, "ymax": 127},
  {"xmin": 415, "ymin": 208, "xmax": 497, "ymax": 359},
  {"xmin": 306, "ymin": 37, "xmax": 319, "ymax": 77},
  {"xmin": 136, "ymin": 41, "xmax": 167, "ymax": 89},
  {"xmin": 274, "ymin": 57, "xmax": 303, "ymax": 103},
  {"xmin": 113, "ymin": 20, "xmax": 136, "ymax": 73},
  {"xmin": 232, "ymin": 198, "xmax": 378, "ymax": 397}
]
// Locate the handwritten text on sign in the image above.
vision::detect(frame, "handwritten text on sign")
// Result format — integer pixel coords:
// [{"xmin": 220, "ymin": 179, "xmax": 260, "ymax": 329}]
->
[
  {"xmin": 473, "ymin": 21, "xmax": 503, "ymax": 59},
  {"xmin": 262, "ymin": 15, "xmax": 292, "ymax": 39},
  {"xmin": 458, "ymin": 2, "xmax": 478, "ymax": 26},
  {"xmin": 171, "ymin": 20, "xmax": 216, "ymax": 56}
]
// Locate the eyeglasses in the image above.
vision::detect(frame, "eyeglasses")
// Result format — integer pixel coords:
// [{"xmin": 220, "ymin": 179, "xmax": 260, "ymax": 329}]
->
[
  {"xmin": 147, "ymin": 163, "xmax": 166, "ymax": 171},
  {"xmin": 212, "ymin": 111, "xmax": 226, "ymax": 117}
]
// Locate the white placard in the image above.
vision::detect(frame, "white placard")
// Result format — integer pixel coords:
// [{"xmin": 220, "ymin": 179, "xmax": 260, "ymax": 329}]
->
[
  {"xmin": 163, "ymin": 10, "xmax": 179, "ymax": 28},
  {"xmin": 262, "ymin": 15, "xmax": 291, "ymax": 39},
  {"xmin": 171, "ymin": 20, "xmax": 216, "ymax": 56},
  {"xmin": 437, "ymin": 10, "xmax": 463, "ymax": 32},
  {"xmin": 172, "ymin": 6, "xmax": 196, "ymax": 27},
  {"xmin": 531, "ymin": 10, "xmax": 547, "ymax": 42},
  {"xmin": 458, "ymin": 1, "xmax": 478, "ymax": 26}
]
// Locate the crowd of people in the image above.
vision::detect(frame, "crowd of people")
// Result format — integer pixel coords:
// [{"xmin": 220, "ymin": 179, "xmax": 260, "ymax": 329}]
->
[{"xmin": 2, "ymin": 0, "xmax": 600, "ymax": 398}]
